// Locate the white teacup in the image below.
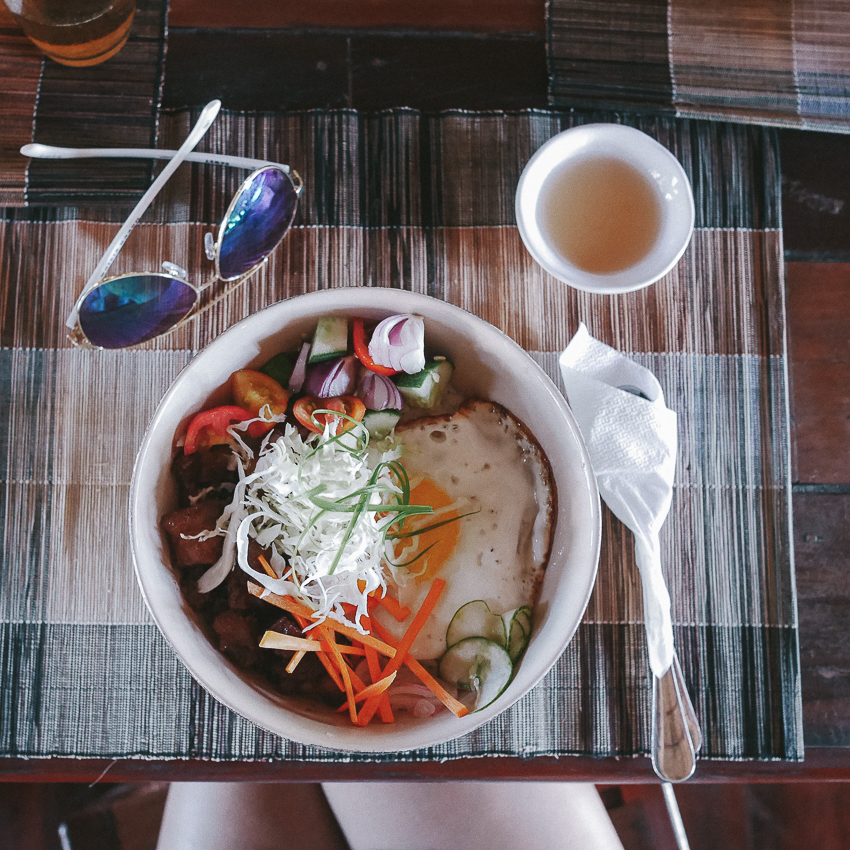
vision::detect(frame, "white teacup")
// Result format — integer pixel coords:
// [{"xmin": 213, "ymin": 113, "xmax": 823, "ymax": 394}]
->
[{"xmin": 515, "ymin": 124, "xmax": 695, "ymax": 295}]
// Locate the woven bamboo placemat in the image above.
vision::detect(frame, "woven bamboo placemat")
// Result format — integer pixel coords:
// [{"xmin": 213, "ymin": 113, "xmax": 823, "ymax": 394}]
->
[
  {"xmin": 548, "ymin": 0, "xmax": 850, "ymax": 133},
  {"xmin": 0, "ymin": 107, "xmax": 801, "ymax": 762}
]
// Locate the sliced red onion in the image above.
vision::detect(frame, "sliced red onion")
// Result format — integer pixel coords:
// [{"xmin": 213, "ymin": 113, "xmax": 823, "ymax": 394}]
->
[
  {"xmin": 368, "ymin": 314, "xmax": 426, "ymax": 374},
  {"xmin": 412, "ymin": 700, "xmax": 438, "ymax": 718},
  {"xmin": 303, "ymin": 354, "xmax": 358, "ymax": 398},
  {"xmin": 387, "ymin": 694, "xmax": 438, "ymax": 717},
  {"xmin": 288, "ymin": 341, "xmax": 310, "ymax": 392},
  {"xmin": 386, "ymin": 685, "xmax": 441, "ymax": 717},
  {"xmin": 356, "ymin": 367, "xmax": 403, "ymax": 410},
  {"xmin": 387, "ymin": 684, "xmax": 442, "ymax": 698}
]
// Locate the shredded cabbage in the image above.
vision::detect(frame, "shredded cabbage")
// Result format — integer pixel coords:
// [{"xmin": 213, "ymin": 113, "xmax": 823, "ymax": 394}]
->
[{"xmin": 199, "ymin": 422, "xmax": 407, "ymax": 632}]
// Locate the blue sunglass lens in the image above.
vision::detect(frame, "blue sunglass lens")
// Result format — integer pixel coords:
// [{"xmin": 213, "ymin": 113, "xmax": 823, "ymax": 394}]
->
[
  {"xmin": 217, "ymin": 166, "xmax": 299, "ymax": 280},
  {"xmin": 78, "ymin": 274, "xmax": 197, "ymax": 349}
]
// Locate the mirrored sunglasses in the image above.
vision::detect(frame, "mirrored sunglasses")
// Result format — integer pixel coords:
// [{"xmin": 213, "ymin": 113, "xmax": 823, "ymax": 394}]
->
[{"xmin": 23, "ymin": 100, "xmax": 303, "ymax": 349}]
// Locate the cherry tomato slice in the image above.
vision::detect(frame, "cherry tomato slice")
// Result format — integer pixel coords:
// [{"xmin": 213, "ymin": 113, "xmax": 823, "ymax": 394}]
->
[
  {"xmin": 352, "ymin": 319, "xmax": 399, "ymax": 376},
  {"xmin": 230, "ymin": 369, "xmax": 291, "ymax": 437},
  {"xmin": 184, "ymin": 405, "xmax": 252, "ymax": 455},
  {"xmin": 293, "ymin": 395, "xmax": 366, "ymax": 434}
]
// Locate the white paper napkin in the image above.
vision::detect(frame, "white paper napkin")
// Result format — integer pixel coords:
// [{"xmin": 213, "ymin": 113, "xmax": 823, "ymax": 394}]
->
[{"xmin": 559, "ymin": 323, "xmax": 677, "ymax": 678}]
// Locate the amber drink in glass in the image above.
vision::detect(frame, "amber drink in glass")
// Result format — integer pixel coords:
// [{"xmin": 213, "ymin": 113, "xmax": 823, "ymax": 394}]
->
[{"xmin": 6, "ymin": 0, "xmax": 136, "ymax": 66}]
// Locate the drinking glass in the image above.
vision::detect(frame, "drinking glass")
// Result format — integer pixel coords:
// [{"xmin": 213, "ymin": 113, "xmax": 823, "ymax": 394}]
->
[{"xmin": 4, "ymin": 0, "xmax": 136, "ymax": 67}]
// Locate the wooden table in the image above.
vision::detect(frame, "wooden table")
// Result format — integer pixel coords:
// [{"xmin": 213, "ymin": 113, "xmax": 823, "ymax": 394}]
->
[{"xmin": 1, "ymin": 0, "xmax": 849, "ymax": 783}]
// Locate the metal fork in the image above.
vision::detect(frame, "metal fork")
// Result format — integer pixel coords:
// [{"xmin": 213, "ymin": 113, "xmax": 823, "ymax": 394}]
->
[
  {"xmin": 651, "ymin": 653, "xmax": 701, "ymax": 849},
  {"xmin": 651, "ymin": 653, "xmax": 700, "ymax": 782}
]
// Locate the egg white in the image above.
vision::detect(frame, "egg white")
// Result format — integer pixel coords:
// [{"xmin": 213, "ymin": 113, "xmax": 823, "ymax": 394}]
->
[{"xmin": 377, "ymin": 400, "xmax": 555, "ymax": 660}]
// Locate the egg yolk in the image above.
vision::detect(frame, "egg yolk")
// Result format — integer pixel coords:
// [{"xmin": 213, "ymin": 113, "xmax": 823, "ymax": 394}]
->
[{"xmin": 403, "ymin": 477, "xmax": 460, "ymax": 583}]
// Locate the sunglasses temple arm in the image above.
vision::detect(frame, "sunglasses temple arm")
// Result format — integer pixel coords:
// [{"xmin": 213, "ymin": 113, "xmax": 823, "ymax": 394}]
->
[
  {"xmin": 64, "ymin": 99, "xmax": 223, "ymax": 331},
  {"xmin": 22, "ymin": 144, "xmax": 291, "ymax": 175}
]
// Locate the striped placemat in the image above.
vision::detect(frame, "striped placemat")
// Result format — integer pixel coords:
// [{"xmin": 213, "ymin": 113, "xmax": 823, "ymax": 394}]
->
[
  {"xmin": 0, "ymin": 107, "xmax": 802, "ymax": 762},
  {"xmin": 0, "ymin": 0, "xmax": 166, "ymax": 207},
  {"xmin": 548, "ymin": 0, "xmax": 850, "ymax": 132}
]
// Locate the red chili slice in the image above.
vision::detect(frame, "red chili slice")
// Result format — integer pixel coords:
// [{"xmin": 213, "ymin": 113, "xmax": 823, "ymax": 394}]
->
[{"xmin": 352, "ymin": 319, "xmax": 399, "ymax": 376}]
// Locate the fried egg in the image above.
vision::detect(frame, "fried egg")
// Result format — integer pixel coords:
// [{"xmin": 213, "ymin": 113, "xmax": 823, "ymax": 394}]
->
[{"xmin": 378, "ymin": 399, "xmax": 555, "ymax": 659}]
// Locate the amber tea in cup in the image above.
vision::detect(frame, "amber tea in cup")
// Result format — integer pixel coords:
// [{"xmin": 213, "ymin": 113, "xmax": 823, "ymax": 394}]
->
[
  {"xmin": 515, "ymin": 124, "xmax": 695, "ymax": 295},
  {"xmin": 538, "ymin": 156, "xmax": 662, "ymax": 275},
  {"xmin": 5, "ymin": 0, "xmax": 136, "ymax": 67}
]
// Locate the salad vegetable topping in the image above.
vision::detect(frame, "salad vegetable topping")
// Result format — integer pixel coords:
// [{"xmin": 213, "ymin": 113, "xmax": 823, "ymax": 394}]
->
[
  {"xmin": 229, "ymin": 370, "xmax": 291, "ymax": 437},
  {"xmin": 368, "ymin": 314, "xmax": 426, "ymax": 374},
  {"xmin": 163, "ymin": 312, "xmax": 539, "ymax": 726},
  {"xmin": 184, "ymin": 405, "xmax": 254, "ymax": 455},
  {"xmin": 292, "ymin": 395, "xmax": 366, "ymax": 434},
  {"xmin": 353, "ymin": 319, "xmax": 399, "ymax": 376}
]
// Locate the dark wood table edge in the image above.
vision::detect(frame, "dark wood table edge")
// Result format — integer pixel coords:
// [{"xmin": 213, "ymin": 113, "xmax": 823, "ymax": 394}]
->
[{"xmin": 2, "ymin": 749, "xmax": 849, "ymax": 784}]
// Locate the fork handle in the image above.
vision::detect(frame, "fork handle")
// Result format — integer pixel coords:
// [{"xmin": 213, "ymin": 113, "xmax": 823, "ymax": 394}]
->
[{"xmin": 651, "ymin": 663, "xmax": 696, "ymax": 782}]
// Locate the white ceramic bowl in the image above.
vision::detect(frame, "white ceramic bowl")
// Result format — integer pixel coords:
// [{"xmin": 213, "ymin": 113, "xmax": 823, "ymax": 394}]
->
[
  {"xmin": 130, "ymin": 287, "xmax": 601, "ymax": 753},
  {"xmin": 515, "ymin": 123, "xmax": 695, "ymax": 295}
]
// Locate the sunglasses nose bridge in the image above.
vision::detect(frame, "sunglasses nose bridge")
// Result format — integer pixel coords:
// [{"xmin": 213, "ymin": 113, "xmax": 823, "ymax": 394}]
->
[
  {"xmin": 161, "ymin": 261, "xmax": 189, "ymax": 280},
  {"xmin": 203, "ymin": 231, "xmax": 217, "ymax": 261}
]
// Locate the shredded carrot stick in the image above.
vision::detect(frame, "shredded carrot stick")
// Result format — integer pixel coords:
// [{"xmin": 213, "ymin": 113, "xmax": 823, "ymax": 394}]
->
[
  {"xmin": 260, "ymin": 632, "xmax": 322, "ymax": 651},
  {"xmin": 374, "ymin": 591, "xmax": 412, "ymax": 622},
  {"xmin": 248, "ymin": 584, "xmax": 352, "ymax": 691},
  {"xmin": 331, "ymin": 659, "xmax": 373, "ymax": 715},
  {"xmin": 265, "ymin": 597, "xmax": 348, "ymax": 693},
  {"xmin": 247, "ymin": 581, "xmax": 400, "ymax": 658},
  {"xmin": 313, "ymin": 647, "xmax": 345, "ymax": 691},
  {"xmin": 361, "ymin": 614, "xmax": 394, "ymax": 724},
  {"xmin": 352, "ymin": 672, "xmax": 397, "ymax": 703},
  {"xmin": 320, "ymin": 625, "xmax": 358, "ymax": 724},
  {"xmin": 314, "ymin": 639, "xmax": 365, "ymax": 658},
  {"xmin": 402, "ymin": 656, "xmax": 470, "ymax": 719},
  {"xmin": 247, "ymin": 582, "xmax": 312, "ymax": 617},
  {"xmin": 322, "ymin": 619, "xmax": 397, "ymax": 657},
  {"xmin": 384, "ymin": 578, "xmax": 444, "ymax": 673},
  {"xmin": 286, "ymin": 650, "xmax": 306, "ymax": 673},
  {"xmin": 334, "ymin": 670, "xmax": 399, "ymax": 714},
  {"xmin": 246, "ymin": 580, "xmax": 470, "ymax": 721},
  {"xmin": 299, "ymin": 626, "xmax": 346, "ymax": 691},
  {"xmin": 257, "ymin": 554, "xmax": 278, "ymax": 579},
  {"xmin": 283, "ymin": 608, "xmax": 344, "ymax": 690},
  {"xmin": 287, "ymin": 611, "xmax": 345, "ymax": 691},
  {"xmin": 371, "ymin": 618, "xmax": 470, "ymax": 719},
  {"xmin": 321, "ymin": 643, "xmax": 366, "ymax": 657},
  {"xmin": 357, "ymin": 578, "xmax": 446, "ymax": 726},
  {"xmin": 351, "ymin": 671, "xmax": 370, "ymax": 693},
  {"xmin": 259, "ymin": 631, "xmax": 365, "ymax": 656},
  {"xmin": 286, "ymin": 610, "xmax": 370, "ymax": 708},
  {"xmin": 322, "ymin": 626, "xmax": 393, "ymax": 712}
]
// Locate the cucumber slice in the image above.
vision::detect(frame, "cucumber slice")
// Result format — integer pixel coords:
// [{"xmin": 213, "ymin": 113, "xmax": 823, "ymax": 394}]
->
[
  {"xmin": 308, "ymin": 316, "xmax": 349, "ymax": 363},
  {"xmin": 502, "ymin": 605, "xmax": 533, "ymax": 661},
  {"xmin": 260, "ymin": 351, "xmax": 296, "ymax": 387},
  {"xmin": 362, "ymin": 408, "xmax": 402, "ymax": 439},
  {"xmin": 513, "ymin": 605, "xmax": 533, "ymax": 636},
  {"xmin": 439, "ymin": 637, "xmax": 513, "ymax": 711},
  {"xmin": 394, "ymin": 357, "xmax": 454, "ymax": 409},
  {"xmin": 445, "ymin": 600, "xmax": 507, "ymax": 650}
]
